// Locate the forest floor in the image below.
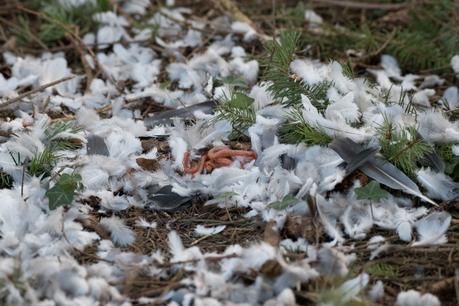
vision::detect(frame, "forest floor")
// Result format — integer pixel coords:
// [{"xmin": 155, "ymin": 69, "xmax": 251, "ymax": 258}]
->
[{"xmin": 1, "ymin": 0, "xmax": 459, "ymax": 305}]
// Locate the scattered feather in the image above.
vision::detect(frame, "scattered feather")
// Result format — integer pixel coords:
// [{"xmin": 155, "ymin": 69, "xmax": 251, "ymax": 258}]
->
[
  {"xmin": 100, "ymin": 216, "xmax": 136, "ymax": 246},
  {"xmin": 194, "ymin": 225, "xmax": 226, "ymax": 236},
  {"xmin": 413, "ymin": 212, "xmax": 451, "ymax": 246},
  {"xmin": 417, "ymin": 168, "xmax": 459, "ymax": 201}
]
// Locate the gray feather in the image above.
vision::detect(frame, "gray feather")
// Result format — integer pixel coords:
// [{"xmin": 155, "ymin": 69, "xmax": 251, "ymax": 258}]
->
[
  {"xmin": 416, "ymin": 132, "xmax": 445, "ymax": 173},
  {"xmin": 146, "ymin": 185, "xmax": 193, "ymax": 212},
  {"xmin": 420, "ymin": 151, "xmax": 445, "ymax": 173},
  {"xmin": 86, "ymin": 134, "xmax": 109, "ymax": 156},
  {"xmin": 144, "ymin": 100, "xmax": 218, "ymax": 128},
  {"xmin": 281, "ymin": 154, "xmax": 296, "ymax": 170},
  {"xmin": 361, "ymin": 158, "xmax": 437, "ymax": 206},
  {"xmin": 330, "ymin": 138, "xmax": 437, "ymax": 206},
  {"xmin": 344, "ymin": 147, "xmax": 379, "ymax": 175}
]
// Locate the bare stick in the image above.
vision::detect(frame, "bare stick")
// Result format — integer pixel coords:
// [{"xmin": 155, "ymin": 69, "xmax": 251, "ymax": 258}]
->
[
  {"xmin": 0, "ymin": 76, "xmax": 75, "ymax": 109},
  {"xmin": 66, "ymin": 31, "xmax": 94, "ymax": 93},
  {"xmin": 312, "ymin": 0, "xmax": 407, "ymax": 11}
]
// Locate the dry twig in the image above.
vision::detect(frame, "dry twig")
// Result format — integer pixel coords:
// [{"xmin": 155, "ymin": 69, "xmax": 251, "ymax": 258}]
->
[
  {"xmin": 0, "ymin": 76, "xmax": 75, "ymax": 109},
  {"xmin": 312, "ymin": 0, "xmax": 407, "ymax": 11}
]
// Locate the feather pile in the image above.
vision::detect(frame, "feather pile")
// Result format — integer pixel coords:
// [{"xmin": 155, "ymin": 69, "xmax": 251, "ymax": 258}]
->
[{"xmin": 0, "ymin": 1, "xmax": 457, "ymax": 305}]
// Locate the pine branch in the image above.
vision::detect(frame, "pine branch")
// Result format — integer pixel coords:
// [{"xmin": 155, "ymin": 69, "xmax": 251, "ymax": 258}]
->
[
  {"xmin": 279, "ymin": 107, "xmax": 332, "ymax": 146},
  {"xmin": 377, "ymin": 120, "xmax": 433, "ymax": 175},
  {"xmin": 26, "ymin": 121, "xmax": 82, "ymax": 178},
  {"xmin": 263, "ymin": 31, "xmax": 331, "ymax": 110},
  {"xmin": 214, "ymin": 91, "xmax": 256, "ymax": 139}
]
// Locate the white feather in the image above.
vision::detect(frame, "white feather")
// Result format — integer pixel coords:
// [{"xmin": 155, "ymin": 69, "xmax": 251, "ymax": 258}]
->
[
  {"xmin": 340, "ymin": 205, "xmax": 373, "ymax": 240},
  {"xmin": 396, "ymin": 290, "xmax": 440, "ymax": 306},
  {"xmin": 338, "ymin": 273, "xmax": 369, "ymax": 303},
  {"xmin": 169, "ymin": 136, "xmax": 188, "ymax": 169},
  {"xmin": 304, "ymin": 10, "xmax": 323, "ymax": 25},
  {"xmin": 413, "ymin": 211, "xmax": 451, "ymax": 246},
  {"xmin": 135, "ymin": 217, "xmax": 157, "ymax": 229},
  {"xmin": 381, "ymin": 54, "xmax": 401, "ymax": 77},
  {"xmin": 229, "ymin": 57, "xmax": 259, "ymax": 84},
  {"xmin": 100, "ymin": 216, "xmax": 135, "ymax": 246},
  {"xmin": 194, "ymin": 225, "xmax": 226, "ymax": 236},
  {"xmin": 231, "ymin": 21, "xmax": 257, "ymax": 41},
  {"xmin": 442, "ymin": 86, "xmax": 458, "ymax": 109},
  {"xmin": 56, "ymin": 270, "xmax": 89, "ymax": 297},
  {"xmin": 368, "ymin": 281, "xmax": 384, "ymax": 302},
  {"xmin": 418, "ymin": 111, "xmax": 459, "ymax": 143},
  {"xmin": 451, "ymin": 54, "xmax": 459, "ymax": 74},
  {"xmin": 325, "ymin": 92, "xmax": 360, "ymax": 123},
  {"xmin": 290, "ymin": 59, "xmax": 322, "ymax": 85},
  {"xmin": 417, "ymin": 168, "xmax": 459, "ymax": 201}
]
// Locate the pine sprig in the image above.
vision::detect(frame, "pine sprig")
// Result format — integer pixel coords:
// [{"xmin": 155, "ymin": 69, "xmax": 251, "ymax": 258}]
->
[
  {"xmin": 214, "ymin": 91, "xmax": 256, "ymax": 139},
  {"xmin": 45, "ymin": 121, "xmax": 82, "ymax": 151},
  {"xmin": 16, "ymin": 0, "xmax": 110, "ymax": 45},
  {"xmin": 387, "ymin": 0, "xmax": 458, "ymax": 71},
  {"xmin": 263, "ymin": 31, "xmax": 331, "ymax": 110},
  {"xmin": 279, "ymin": 107, "xmax": 332, "ymax": 146},
  {"xmin": 28, "ymin": 121, "xmax": 82, "ymax": 178},
  {"xmin": 28, "ymin": 148, "xmax": 57, "ymax": 178},
  {"xmin": 377, "ymin": 120, "xmax": 433, "ymax": 175}
]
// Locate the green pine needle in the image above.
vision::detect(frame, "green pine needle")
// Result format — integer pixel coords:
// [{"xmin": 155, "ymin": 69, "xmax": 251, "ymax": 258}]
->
[
  {"xmin": 263, "ymin": 31, "xmax": 331, "ymax": 110},
  {"xmin": 0, "ymin": 172, "xmax": 13, "ymax": 189},
  {"xmin": 214, "ymin": 91, "xmax": 256, "ymax": 139},
  {"xmin": 366, "ymin": 262, "xmax": 399, "ymax": 278},
  {"xmin": 377, "ymin": 120, "xmax": 433, "ymax": 175},
  {"xmin": 279, "ymin": 107, "xmax": 332, "ymax": 146},
  {"xmin": 27, "ymin": 121, "xmax": 82, "ymax": 178},
  {"xmin": 387, "ymin": 0, "xmax": 458, "ymax": 71},
  {"xmin": 27, "ymin": 148, "xmax": 57, "ymax": 178},
  {"xmin": 19, "ymin": 0, "xmax": 110, "ymax": 45},
  {"xmin": 45, "ymin": 120, "xmax": 82, "ymax": 151}
]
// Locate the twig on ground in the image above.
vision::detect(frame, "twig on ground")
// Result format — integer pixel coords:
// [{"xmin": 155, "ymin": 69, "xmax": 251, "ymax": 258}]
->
[
  {"xmin": 50, "ymin": 103, "xmax": 113, "ymax": 123},
  {"xmin": 0, "ymin": 76, "xmax": 75, "ymax": 109},
  {"xmin": 157, "ymin": 253, "xmax": 239, "ymax": 268},
  {"xmin": 312, "ymin": 0, "xmax": 407, "ymax": 11},
  {"xmin": 189, "ymin": 234, "xmax": 213, "ymax": 246},
  {"xmin": 66, "ymin": 30, "xmax": 94, "ymax": 93},
  {"xmin": 431, "ymin": 276, "xmax": 456, "ymax": 293}
]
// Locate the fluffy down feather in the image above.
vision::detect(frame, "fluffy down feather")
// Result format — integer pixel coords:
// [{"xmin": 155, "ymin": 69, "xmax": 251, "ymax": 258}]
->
[
  {"xmin": 413, "ymin": 212, "xmax": 451, "ymax": 246},
  {"xmin": 100, "ymin": 216, "xmax": 135, "ymax": 246}
]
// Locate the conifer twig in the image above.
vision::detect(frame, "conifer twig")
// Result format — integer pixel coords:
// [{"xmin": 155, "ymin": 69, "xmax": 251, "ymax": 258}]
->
[{"xmin": 0, "ymin": 76, "xmax": 75, "ymax": 109}]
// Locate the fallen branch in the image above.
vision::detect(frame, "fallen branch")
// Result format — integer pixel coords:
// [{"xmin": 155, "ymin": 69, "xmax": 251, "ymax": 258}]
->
[
  {"xmin": 50, "ymin": 103, "xmax": 112, "ymax": 123},
  {"xmin": 157, "ymin": 253, "xmax": 239, "ymax": 268},
  {"xmin": 0, "ymin": 76, "xmax": 75, "ymax": 109},
  {"xmin": 66, "ymin": 30, "xmax": 94, "ymax": 93},
  {"xmin": 312, "ymin": 0, "xmax": 407, "ymax": 11}
]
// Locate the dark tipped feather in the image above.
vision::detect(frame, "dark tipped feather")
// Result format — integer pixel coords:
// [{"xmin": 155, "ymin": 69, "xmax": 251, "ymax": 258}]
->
[
  {"xmin": 330, "ymin": 138, "xmax": 437, "ymax": 206},
  {"xmin": 144, "ymin": 100, "xmax": 218, "ymax": 127},
  {"xmin": 146, "ymin": 185, "xmax": 193, "ymax": 212},
  {"xmin": 281, "ymin": 154, "xmax": 296, "ymax": 170},
  {"xmin": 420, "ymin": 151, "xmax": 445, "ymax": 173}
]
